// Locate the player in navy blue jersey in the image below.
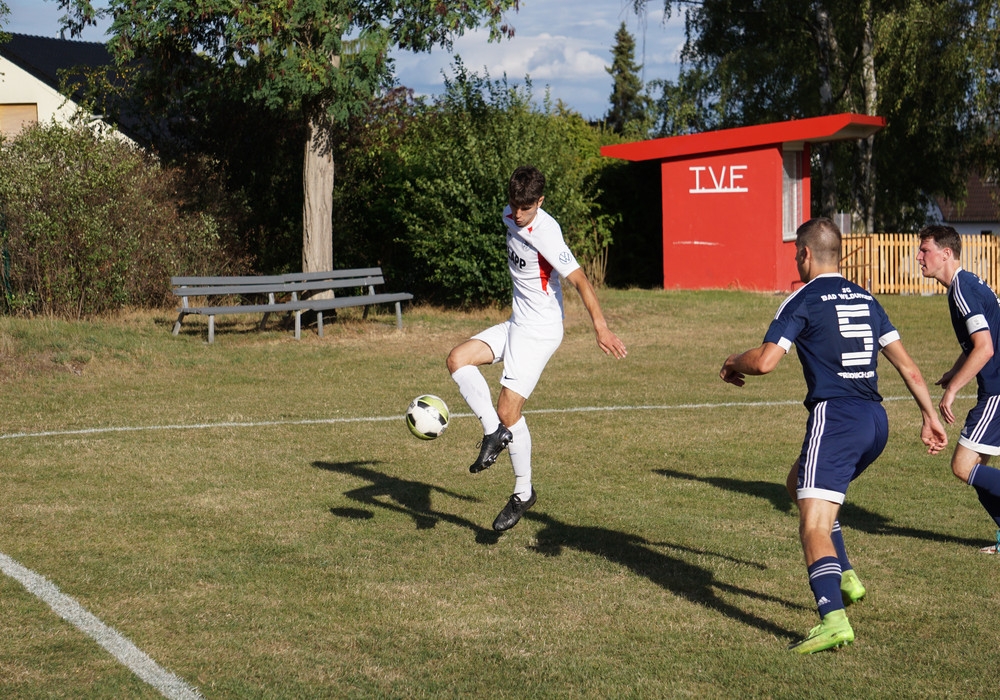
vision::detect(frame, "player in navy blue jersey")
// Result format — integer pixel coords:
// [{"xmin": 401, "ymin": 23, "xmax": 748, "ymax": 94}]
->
[
  {"xmin": 721, "ymin": 217, "xmax": 947, "ymax": 654},
  {"xmin": 917, "ymin": 225, "xmax": 1000, "ymax": 553}
]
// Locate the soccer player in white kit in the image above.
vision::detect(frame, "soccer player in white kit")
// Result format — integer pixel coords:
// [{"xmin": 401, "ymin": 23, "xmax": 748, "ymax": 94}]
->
[{"xmin": 446, "ymin": 166, "xmax": 628, "ymax": 532}]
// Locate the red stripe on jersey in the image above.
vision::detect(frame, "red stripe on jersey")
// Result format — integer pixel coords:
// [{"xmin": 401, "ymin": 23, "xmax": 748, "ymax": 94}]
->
[{"xmin": 538, "ymin": 253, "xmax": 553, "ymax": 293}]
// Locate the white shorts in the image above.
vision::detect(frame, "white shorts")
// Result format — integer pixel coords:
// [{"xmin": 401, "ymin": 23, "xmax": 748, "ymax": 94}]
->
[{"xmin": 473, "ymin": 319, "xmax": 563, "ymax": 399}]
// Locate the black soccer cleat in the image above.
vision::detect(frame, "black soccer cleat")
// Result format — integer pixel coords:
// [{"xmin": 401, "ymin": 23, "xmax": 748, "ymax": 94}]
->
[
  {"xmin": 492, "ymin": 488, "xmax": 537, "ymax": 532},
  {"xmin": 469, "ymin": 425, "xmax": 513, "ymax": 473}
]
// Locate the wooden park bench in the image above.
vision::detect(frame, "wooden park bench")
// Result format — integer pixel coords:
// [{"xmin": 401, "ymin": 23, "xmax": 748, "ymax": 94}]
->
[{"xmin": 171, "ymin": 267, "xmax": 414, "ymax": 343}]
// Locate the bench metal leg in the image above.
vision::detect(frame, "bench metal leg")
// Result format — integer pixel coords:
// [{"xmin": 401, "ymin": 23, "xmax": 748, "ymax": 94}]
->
[
  {"xmin": 317, "ymin": 311, "xmax": 325, "ymax": 337},
  {"xmin": 294, "ymin": 310, "xmax": 302, "ymax": 340},
  {"xmin": 395, "ymin": 301, "xmax": 403, "ymax": 329},
  {"xmin": 172, "ymin": 313, "xmax": 185, "ymax": 336},
  {"xmin": 208, "ymin": 315, "xmax": 215, "ymax": 344}
]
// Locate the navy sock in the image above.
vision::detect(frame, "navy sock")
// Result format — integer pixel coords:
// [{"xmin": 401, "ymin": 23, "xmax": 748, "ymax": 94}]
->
[
  {"xmin": 970, "ymin": 465, "xmax": 1000, "ymax": 527},
  {"xmin": 973, "ymin": 485, "xmax": 1000, "ymax": 528},
  {"xmin": 807, "ymin": 556, "xmax": 844, "ymax": 618},
  {"xmin": 831, "ymin": 520, "xmax": 853, "ymax": 572},
  {"xmin": 969, "ymin": 463, "xmax": 1000, "ymax": 499}
]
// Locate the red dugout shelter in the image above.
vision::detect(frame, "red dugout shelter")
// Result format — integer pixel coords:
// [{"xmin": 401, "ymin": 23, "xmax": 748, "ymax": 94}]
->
[{"xmin": 600, "ymin": 114, "xmax": 886, "ymax": 292}]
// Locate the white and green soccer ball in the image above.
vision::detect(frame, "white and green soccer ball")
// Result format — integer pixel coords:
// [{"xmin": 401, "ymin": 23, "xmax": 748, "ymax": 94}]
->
[{"xmin": 405, "ymin": 394, "xmax": 450, "ymax": 440}]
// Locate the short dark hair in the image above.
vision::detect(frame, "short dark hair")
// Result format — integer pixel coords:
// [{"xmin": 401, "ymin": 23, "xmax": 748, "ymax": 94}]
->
[
  {"xmin": 509, "ymin": 166, "xmax": 546, "ymax": 207},
  {"xmin": 918, "ymin": 224, "xmax": 962, "ymax": 259},
  {"xmin": 796, "ymin": 217, "xmax": 842, "ymax": 266}
]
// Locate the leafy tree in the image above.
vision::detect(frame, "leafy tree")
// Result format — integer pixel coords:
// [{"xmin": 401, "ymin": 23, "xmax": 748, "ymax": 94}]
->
[
  {"xmin": 867, "ymin": 2, "xmax": 994, "ymax": 229},
  {"xmin": 58, "ymin": 0, "xmax": 521, "ymax": 273},
  {"xmin": 0, "ymin": 2, "xmax": 10, "ymax": 43},
  {"xmin": 330, "ymin": 87, "xmax": 423, "ymax": 278},
  {"xmin": 950, "ymin": 3, "xmax": 998, "ymax": 183},
  {"xmin": 633, "ymin": 0, "xmax": 1000, "ymax": 232},
  {"xmin": 395, "ymin": 63, "xmax": 616, "ymax": 306},
  {"xmin": 648, "ymin": 67, "xmax": 722, "ymax": 137},
  {"xmin": 605, "ymin": 22, "xmax": 650, "ymax": 136}
]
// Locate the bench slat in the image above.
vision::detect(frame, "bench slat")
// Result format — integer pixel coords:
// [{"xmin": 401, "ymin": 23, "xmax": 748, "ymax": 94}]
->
[
  {"xmin": 304, "ymin": 293, "xmax": 414, "ymax": 311},
  {"xmin": 171, "ymin": 274, "xmax": 284, "ymax": 286},
  {"xmin": 281, "ymin": 268, "xmax": 382, "ymax": 282},
  {"xmin": 177, "ymin": 302, "xmax": 303, "ymax": 315},
  {"xmin": 172, "ymin": 283, "xmax": 291, "ymax": 297},
  {"xmin": 172, "ymin": 277, "xmax": 386, "ymax": 298},
  {"xmin": 171, "ymin": 268, "xmax": 385, "ymax": 287}
]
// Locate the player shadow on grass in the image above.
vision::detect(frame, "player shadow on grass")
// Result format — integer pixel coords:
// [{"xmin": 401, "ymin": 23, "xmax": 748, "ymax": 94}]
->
[
  {"xmin": 313, "ymin": 460, "xmax": 503, "ymax": 543},
  {"xmin": 314, "ymin": 461, "xmax": 801, "ymax": 635},
  {"xmin": 524, "ymin": 512, "xmax": 803, "ymax": 640},
  {"xmin": 655, "ymin": 468, "xmax": 985, "ymax": 548}
]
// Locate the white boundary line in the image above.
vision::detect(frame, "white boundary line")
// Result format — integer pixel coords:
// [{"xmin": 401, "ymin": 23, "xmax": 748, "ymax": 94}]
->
[
  {"xmin": 0, "ymin": 552, "xmax": 202, "ymax": 699},
  {"xmin": 0, "ymin": 395, "xmax": 930, "ymax": 441}
]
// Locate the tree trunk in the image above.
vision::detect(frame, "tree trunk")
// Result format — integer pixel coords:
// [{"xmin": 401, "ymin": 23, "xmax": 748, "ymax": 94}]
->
[
  {"xmin": 302, "ymin": 113, "xmax": 334, "ymax": 274},
  {"xmin": 812, "ymin": 3, "xmax": 841, "ymax": 219},
  {"xmin": 853, "ymin": 2, "xmax": 877, "ymax": 234}
]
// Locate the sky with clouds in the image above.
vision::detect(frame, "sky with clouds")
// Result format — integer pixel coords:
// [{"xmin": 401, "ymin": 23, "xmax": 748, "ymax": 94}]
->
[{"xmin": 3, "ymin": 0, "xmax": 686, "ymax": 120}]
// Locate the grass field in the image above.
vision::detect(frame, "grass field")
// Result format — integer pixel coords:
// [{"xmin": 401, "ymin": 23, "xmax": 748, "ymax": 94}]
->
[{"xmin": 1, "ymin": 289, "xmax": 998, "ymax": 698}]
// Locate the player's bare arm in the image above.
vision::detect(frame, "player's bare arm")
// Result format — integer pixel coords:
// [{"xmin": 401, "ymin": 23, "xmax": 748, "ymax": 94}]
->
[
  {"xmin": 881, "ymin": 340, "xmax": 948, "ymax": 454},
  {"xmin": 939, "ymin": 332, "xmax": 994, "ymax": 424},
  {"xmin": 934, "ymin": 353, "xmax": 965, "ymax": 389},
  {"xmin": 565, "ymin": 268, "xmax": 627, "ymax": 359},
  {"xmin": 720, "ymin": 342, "xmax": 784, "ymax": 387}
]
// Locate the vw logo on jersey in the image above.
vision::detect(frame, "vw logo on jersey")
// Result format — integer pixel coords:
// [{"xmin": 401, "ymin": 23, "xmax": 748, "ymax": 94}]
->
[{"xmin": 559, "ymin": 250, "xmax": 572, "ymax": 265}]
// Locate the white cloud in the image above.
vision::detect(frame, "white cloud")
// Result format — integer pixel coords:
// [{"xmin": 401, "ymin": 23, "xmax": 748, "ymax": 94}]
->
[
  {"xmin": 4, "ymin": 0, "xmax": 686, "ymax": 119},
  {"xmin": 394, "ymin": 1, "xmax": 686, "ymax": 117}
]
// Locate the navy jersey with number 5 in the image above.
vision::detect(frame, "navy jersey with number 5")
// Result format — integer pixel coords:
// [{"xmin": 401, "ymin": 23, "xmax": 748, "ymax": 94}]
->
[{"xmin": 763, "ymin": 273, "xmax": 900, "ymax": 407}]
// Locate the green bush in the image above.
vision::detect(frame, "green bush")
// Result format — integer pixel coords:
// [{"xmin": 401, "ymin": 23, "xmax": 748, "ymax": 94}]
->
[
  {"xmin": 329, "ymin": 87, "xmax": 419, "ymax": 279},
  {"xmin": 394, "ymin": 63, "xmax": 616, "ymax": 307},
  {"xmin": 0, "ymin": 123, "xmax": 248, "ymax": 317}
]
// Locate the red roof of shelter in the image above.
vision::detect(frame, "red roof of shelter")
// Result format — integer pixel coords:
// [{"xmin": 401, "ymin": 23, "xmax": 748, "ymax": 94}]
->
[{"xmin": 600, "ymin": 113, "xmax": 886, "ymax": 162}]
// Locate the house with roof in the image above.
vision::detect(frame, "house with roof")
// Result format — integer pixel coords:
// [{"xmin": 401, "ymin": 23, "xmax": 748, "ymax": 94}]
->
[
  {"xmin": 931, "ymin": 172, "xmax": 1000, "ymax": 236},
  {"xmin": 0, "ymin": 32, "xmax": 134, "ymax": 142}
]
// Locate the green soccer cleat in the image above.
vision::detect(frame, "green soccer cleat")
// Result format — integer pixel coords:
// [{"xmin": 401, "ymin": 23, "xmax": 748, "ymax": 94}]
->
[
  {"xmin": 788, "ymin": 609, "xmax": 855, "ymax": 654},
  {"xmin": 840, "ymin": 569, "xmax": 866, "ymax": 605}
]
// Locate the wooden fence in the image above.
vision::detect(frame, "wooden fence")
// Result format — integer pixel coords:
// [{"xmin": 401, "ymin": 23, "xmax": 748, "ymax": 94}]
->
[{"xmin": 841, "ymin": 233, "xmax": 1000, "ymax": 295}]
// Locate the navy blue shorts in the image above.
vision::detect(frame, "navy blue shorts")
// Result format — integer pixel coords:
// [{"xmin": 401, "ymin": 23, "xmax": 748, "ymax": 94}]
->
[
  {"xmin": 959, "ymin": 395, "xmax": 1000, "ymax": 455},
  {"xmin": 796, "ymin": 398, "xmax": 888, "ymax": 504}
]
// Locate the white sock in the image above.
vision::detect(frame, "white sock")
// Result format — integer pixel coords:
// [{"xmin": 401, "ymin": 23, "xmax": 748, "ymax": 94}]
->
[
  {"xmin": 451, "ymin": 366, "xmax": 500, "ymax": 434},
  {"xmin": 508, "ymin": 417, "xmax": 532, "ymax": 499}
]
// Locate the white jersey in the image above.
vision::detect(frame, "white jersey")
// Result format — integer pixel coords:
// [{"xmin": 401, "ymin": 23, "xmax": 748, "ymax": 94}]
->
[{"xmin": 503, "ymin": 205, "xmax": 581, "ymax": 327}]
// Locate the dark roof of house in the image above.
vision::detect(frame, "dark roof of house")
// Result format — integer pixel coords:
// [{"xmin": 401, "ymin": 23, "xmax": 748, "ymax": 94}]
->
[
  {"xmin": 937, "ymin": 172, "xmax": 1000, "ymax": 224},
  {"xmin": 0, "ymin": 32, "xmax": 148, "ymax": 143},
  {"xmin": 0, "ymin": 32, "xmax": 113, "ymax": 103}
]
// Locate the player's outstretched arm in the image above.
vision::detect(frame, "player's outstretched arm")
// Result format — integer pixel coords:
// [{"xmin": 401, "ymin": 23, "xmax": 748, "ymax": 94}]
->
[
  {"xmin": 565, "ymin": 269, "xmax": 627, "ymax": 359},
  {"xmin": 881, "ymin": 340, "xmax": 948, "ymax": 454},
  {"xmin": 936, "ymin": 333, "xmax": 993, "ymax": 424},
  {"xmin": 934, "ymin": 352, "xmax": 966, "ymax": 389},
  {"xmin": 720, "ymin": 343, "xmax": 784, "ymax": 387}
]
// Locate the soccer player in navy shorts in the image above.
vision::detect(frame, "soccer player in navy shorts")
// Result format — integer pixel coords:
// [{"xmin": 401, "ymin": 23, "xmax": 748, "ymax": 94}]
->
[
  {"xmin": 721, "ymin": 217, "xmax": 947, "ymax": 654},
  {"xmin": 917, "ymin": 225, "xmax": 1000, "ymax": 553}
]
